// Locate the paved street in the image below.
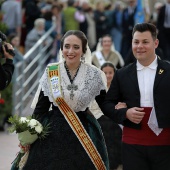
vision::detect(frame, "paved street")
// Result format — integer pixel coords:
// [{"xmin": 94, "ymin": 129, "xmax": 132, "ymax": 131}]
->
[{"xmin": 0, "ymin": 131, "xmax": 18, "ymax": 170}]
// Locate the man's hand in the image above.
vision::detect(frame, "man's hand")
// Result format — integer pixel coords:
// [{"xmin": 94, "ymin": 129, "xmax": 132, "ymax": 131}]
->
[{"xmin": 126, "ymin": 107, "xmax": 145, "ymax": 124}]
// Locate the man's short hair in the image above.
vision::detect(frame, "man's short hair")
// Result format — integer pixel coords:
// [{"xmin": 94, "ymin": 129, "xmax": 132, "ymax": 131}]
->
[{"xmin": 132, "ymin": 23, "xmax": 158, "ymax": 40}]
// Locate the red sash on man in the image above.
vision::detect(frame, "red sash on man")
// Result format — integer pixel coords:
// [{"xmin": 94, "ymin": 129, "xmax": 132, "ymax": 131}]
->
[{"xmin": 123, "ymin": 107, "xmax": 170, "ymax": 145}]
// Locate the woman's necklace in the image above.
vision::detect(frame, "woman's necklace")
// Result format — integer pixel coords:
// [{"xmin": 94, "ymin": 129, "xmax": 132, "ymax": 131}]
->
[{"xmin": 64, "ymin": 62, "xmax": 81, "ymax": 100}]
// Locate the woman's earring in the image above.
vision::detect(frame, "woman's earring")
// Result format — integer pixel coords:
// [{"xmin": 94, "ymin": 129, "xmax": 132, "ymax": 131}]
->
[{"xmin": 81, "ymin": 56, "xmax": 85, "ymax": 63}]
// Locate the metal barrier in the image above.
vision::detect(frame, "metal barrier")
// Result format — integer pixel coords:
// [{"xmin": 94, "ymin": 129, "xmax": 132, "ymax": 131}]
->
[{"xmin": 13, "ymin": 24, "xmax": 56, "ymax": 116}]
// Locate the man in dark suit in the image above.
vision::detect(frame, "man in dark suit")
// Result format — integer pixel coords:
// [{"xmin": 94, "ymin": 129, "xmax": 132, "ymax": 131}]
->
[{"xmin": 102, "ymin": 23, "xmax": 170, "ymax": 170}]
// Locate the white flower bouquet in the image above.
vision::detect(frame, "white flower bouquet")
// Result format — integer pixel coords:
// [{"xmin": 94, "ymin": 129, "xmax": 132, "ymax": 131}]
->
[{"xmin": 8, "ymin": 114, "xmax": 50, "ymax": 169}]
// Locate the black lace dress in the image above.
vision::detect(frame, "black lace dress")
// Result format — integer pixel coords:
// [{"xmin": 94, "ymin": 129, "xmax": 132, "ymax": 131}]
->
[
  {"xmin": 98, "ymin": 115, "xmax": 122, "ymax": 169},
  {"xmin": 22, "ymin": 92, "xmax": 109, "ymax": 170},
  {"xmin": 11, "ymin": 62, "xmax": 109, "ymax": 170}
]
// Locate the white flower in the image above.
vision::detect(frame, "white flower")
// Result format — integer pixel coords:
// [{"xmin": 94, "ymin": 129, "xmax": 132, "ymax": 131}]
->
[
  {"xmin": 19, "ymin": 117, "xmax": 29, "ymax": 123},
  {"xmin": 35, "ymin": 125, "xmax": 43, "ymax": 134},
  {"xmin": 28, "ymin": 119, "xmax": 38, "ymax": 128}
]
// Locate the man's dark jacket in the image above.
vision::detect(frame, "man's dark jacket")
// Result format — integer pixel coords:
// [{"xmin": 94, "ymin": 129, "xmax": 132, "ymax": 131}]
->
[{"xmin": 102, "ymin": 58, "xmax": 170, "ymax": 129}]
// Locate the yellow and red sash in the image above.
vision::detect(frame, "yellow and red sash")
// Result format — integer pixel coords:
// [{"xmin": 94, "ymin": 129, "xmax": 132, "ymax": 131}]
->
[{"xmin": 47, "ymin": 64, "xmax": 106, "ymax": 170}]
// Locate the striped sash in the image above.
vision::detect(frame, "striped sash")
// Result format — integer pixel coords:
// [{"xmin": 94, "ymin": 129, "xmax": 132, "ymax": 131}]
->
[{"xmin": 47, "ymin": 64, "xmax": 106, "ymax": 170}]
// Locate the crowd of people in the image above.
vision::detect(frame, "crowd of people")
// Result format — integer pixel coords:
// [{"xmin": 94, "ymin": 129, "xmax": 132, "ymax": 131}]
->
[
  {"xmin": 0, "ymin": 0, "xmax": 170, "ymax": 63},
  {"xmin": 0, "ymin": 0, "xmax": 170, "ymax": 170}
]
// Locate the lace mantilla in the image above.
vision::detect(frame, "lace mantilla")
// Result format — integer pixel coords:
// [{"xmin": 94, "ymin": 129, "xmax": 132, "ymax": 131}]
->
[{"xmin": 39, "ymin": 62, "xmax": 106, "ymax": 112}]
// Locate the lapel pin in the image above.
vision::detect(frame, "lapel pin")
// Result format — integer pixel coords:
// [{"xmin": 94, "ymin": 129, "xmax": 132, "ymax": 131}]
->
[{"xmin": 159, "ymin": 69, "xmax": 164, "ymax": 74}]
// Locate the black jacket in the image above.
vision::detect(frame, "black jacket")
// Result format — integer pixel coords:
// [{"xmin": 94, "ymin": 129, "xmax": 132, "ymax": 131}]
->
[
  {"xmin": 102, "ymin": 58, "xmax": 170, "ymax": 129},
  {"xmin": 0, "ymin": 59, "xmax": 14, "ymax": 90}
]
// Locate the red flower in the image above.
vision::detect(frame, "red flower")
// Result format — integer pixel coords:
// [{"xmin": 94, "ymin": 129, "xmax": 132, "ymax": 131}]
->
[{"xmin": 0, "ymin": 98, "xmax": 5, "ymax": 104}]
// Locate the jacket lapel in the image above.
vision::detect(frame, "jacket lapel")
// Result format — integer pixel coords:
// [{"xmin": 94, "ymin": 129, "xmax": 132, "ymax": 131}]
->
[
  {"xmin": 154, "ymin": 59, "xmax": 166, "ymax": 91},
  {"xmin": 128, "ymin": 63, "xmax": 140, "ymax": 92}
]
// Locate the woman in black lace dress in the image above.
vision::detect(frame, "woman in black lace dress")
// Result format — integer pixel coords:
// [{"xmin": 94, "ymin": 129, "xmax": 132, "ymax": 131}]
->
[{"xmin": 12, "ymin": 30, "xmax": 110, "ymax": 170}]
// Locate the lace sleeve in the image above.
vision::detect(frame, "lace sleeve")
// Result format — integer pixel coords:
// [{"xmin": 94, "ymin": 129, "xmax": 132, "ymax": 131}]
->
[
  {"xmin": 31, "ymin": 84, "xmax": 41, "ymax": 109},
  {"xmin": 100, "ymin": 69, "xmax": 107, "ymax": 89},
  {"xmin": 31, "ymin": 66, "xmax": 57, "ymax": 109}
]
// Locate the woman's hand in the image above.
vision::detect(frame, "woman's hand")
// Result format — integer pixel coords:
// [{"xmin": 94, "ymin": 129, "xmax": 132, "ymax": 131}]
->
[{"xmin": 115, "ymin": 102, "xmax": 127, "ymax": 109}]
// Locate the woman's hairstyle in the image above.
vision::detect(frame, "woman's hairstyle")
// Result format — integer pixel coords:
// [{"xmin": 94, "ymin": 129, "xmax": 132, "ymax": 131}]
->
[
  {"xmin": 101, "ymin": 62, "xmax": 117, "ymax": 72},
  {"xmin": 101, "ymin": 34, "xmax": 112, "ymax": 45},
  {"xmin": 60, "ymin": 30, "xmax": 87, "ymax": 53},
  {"xmin": 132, "ymin": 23, "xmax": 158, "ymax": 40}
]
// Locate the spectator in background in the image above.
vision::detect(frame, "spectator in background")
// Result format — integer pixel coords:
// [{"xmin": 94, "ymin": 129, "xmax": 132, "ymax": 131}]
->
[
  {"xmin": 51, "ymin": 4, "xmax": 65, "ymax": 58},
  {"xmin": 40, "ymin": 0, "xmax": 53, "ymax": 15},
  {"xmin": 94, "ymin": 2, "xmax": 109, "ymax": 43},
  {"xmin": 1, "ymin": 0, "xmax": 22, "ymax": 37},
  {"xmin": 157, "ymin": 0, "xmax": 170, "ymax": 61},
  {"xmin": 8, "ymin": 33, "xmax": 23, "ymax": 65},
  {"xmin": 77, "ymin": 1, "xmax": 89, "ymax": 36},
  {"xmin": 44, "ymin": 3, "xmax": 65, "ymax": 62},
  {"xmin": 104, "ymin": 3, "xmax": 114, "ymax": 35},
  {"xmin": 24, "ymin": 18, "xmax": 53, "ymax": 89},
  {"xmin": 149, "ymin": 2, "xmax": 163, "ymax": 26},
  {"xmin": 8, "ymin": 33, "xmax": 23, "ymax": 83},
  {"xmin": 111, "ymin": 1, "xmax": 124, "ymax": 53},
  {"xmin": 92, "ymin": 35, "xmax": 124, "ymax": 69},
  {"xmin": 121, "ymin": 0, "xmax": 137, "ymax": 60},
  {"xmin": 24, "ymin": 0, "xmax": 41, "ymax": 34},
  {"xmin": 25, "ymin": 18, "xmax": 46, "ymax": 52},
  {"xmin": 63, "ymin": 0, "xmax": 80, "ymax": 32},
  {"xmin": 84, "ymin": 5, "xmax": 96, "ymax": 51}
]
